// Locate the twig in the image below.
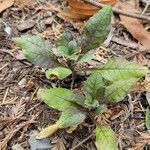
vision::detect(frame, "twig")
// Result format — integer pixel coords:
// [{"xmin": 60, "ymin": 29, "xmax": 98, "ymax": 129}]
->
[
  {"xmin": 2, "ymin": 87, "xmax": 9, "ymax": 105},
  {"xmin": 70, "ymin": 133, "xmax": 94, "ymax": 150},
  {"xmin": 82, "ymin": 0, "xmax": 150, "ymax": 21}
]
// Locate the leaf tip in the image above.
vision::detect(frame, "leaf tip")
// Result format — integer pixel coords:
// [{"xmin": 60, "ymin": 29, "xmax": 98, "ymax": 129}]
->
[{"xmin": 36, "ymin": 123, "xmax": 59, "ymax": 139}]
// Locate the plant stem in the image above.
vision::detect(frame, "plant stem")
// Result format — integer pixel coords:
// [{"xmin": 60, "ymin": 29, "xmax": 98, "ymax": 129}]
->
[
  {"xmin": 67, "ymin": 59, "xmax": 77, "ymax": 89},
  {"xmin": 82, "ymin": 0, "xmax": 150, "ymax": 21}
]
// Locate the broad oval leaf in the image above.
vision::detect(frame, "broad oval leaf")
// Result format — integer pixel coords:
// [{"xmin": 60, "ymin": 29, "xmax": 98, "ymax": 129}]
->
[
  {"xmin": 105, "ymin": 78, "xmax": 138, "ymax": 103},
  {"xmin": 81, "ymin": 6, "xmax": 112, "ymax": 53},
  {"xmin": 14, "ymin": 35, "xmax": 59, "ymax": 69},
  {"xmin": 96, "ymin": 125, "xmax": 117, "ymax": 150},
  {"xmin": 37, "ymin": 88, "xmax": 84, "ymax": 111},
  {"xmin": 46, "ymin": 67, "xmax": 72, "ymax": 80},
  {"xmin": 98, "ymin": 58, "xmax": 149, "ymax": 81}
]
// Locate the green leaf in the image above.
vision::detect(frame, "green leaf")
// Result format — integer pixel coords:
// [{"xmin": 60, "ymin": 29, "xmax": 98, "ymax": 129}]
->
[
  {"xmin": 105, "ymin": 78, "xmax": 138, "ymax": 103},
  {"xmin": 57, "ymin": 32, "xmax": 78, "ymax": 57},
  {"xmin": 68, "ymin": 40, "xmax": 78, "ymax": 55},
  {"xmin": 84, "ymin": 99, "xmax": 99, "ymax": 109},
  {"xmin": 81, "ymin": 6, "xmax": 112, "ymax": 53},
  {"xmin": 46, "ymin": 67, "xmax": 72, "ymax": 80},
  {"xmin": 58, "ymin": 107, "xmax": 86, "ymax": 128},
  {"xmin": 36, "ymin": 107, "xmax": 86, "ymax": 139},
  {"xmin": 84, "ymin": 71, "xmax": 105, "ymax": 100},
  {"xmin": 96, "ymin": 125, "xmax": 117, "ymax": 150},
  {"xmin": 14, "ymin": 35, "xmax": 58, "ymax": 69},
  {"xmin": 98, "ymin": 58, "xmax": 149, "ymax": 82},
  {"xmin": 57, "ymin": 32, "xmax": 73, "ymax": 48},
  {"xmin": 37, "ymin": 88, "xmax": 84, "ymax": 111},
  {"xmin": 146, "ymin": 107, "xmax": 150, "ymax": 130},
  {"xmin": 77, "ymin": 52, "xmax": 93, "ymax": 64},
  {"xmin": 91, "ymin": 104, "xmax": 107, "ymax": 116},
  {"xmin": 57, "ymin": 46, "xmax": 69, "ymax": 56}
]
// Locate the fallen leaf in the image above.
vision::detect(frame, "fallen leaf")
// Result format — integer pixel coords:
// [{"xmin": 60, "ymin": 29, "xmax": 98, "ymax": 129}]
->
[
  {"xmin": 58, "ymin": 0, "xmax": 117, "ymax": 21},
  {"xmin": 0, "ymin": 0, "xmax": 14, "ymax": 13},
  {"xmin": 57, "ymin": 9, "xmax": 88, "ymax": 22},
  {"xmin": 116, "ymin": 2, "xmax": 150, "ymax": 50}
]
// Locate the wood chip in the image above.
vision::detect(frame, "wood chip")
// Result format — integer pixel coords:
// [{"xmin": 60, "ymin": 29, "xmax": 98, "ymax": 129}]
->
[{"xmin": 0, "ymin": 0, "xmax": 14, "ymax": 13}]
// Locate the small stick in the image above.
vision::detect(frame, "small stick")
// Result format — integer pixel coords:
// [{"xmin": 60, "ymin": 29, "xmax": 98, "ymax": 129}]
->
[
  {"xmin": 82, "ymin": 0, "xmax": 150, "ymax": 21},
  {"xmin": 2, "ymin": 87, "xmax": 9, "ymax": 105}
]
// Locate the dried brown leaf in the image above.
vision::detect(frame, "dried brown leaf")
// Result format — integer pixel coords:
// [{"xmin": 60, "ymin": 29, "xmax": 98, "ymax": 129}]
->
[
  {"xmin": 116, "ymin": 2, "xmax": 150, "ymax": 50},
  {"xmin": 0, "ymin": 0, "xmax": 14, "ymax": 13},
  {"xmin": 57, "ymin": 9, "xmax": 88, "ymax": 22},
  {"xmin": 59, "ymin": 0, "xmax": 117, "ymax": 21}
]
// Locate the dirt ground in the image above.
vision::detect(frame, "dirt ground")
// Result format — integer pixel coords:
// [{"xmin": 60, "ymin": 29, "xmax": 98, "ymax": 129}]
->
[{"xmin": 0, "ymin": 0, "xmax": 150, "ymax": 149}]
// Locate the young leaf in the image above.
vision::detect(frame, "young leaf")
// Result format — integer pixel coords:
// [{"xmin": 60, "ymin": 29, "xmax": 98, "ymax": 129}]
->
[
  {"xmin": 57, "ymin": 32, "xmax": 78, "ymax": 57},
  {"xmin": 14, "ymin": 35, "xmax": 59, "ymax": 69},
  {"xmin": 84, "ymin": 71, "xmax": 105, "ymax": 100},
  {"xmin": 57, "ymin": 32, "xmax": 73, "ymax": 48},
  {"xmin": 96, "ymin": 125, "xmax": 117, "ymax": 150},
  {"xmin": 84, "ymin": 99, "xmax": 99, "ymax": 109},
  {"xmin": 91, "ymin": 104, "xmax": 107, "ymax": 116},
  {"xmin": 37, "ymin": 88, "xmax": 84, "ymax": 111},
  {"xmin": 77, "ymin": 52, "xmax": 93, "ymax": 64},
  {"xmin": 146, "ymin": 107, "xmax": 150, "ymax": 130},
  {"xmin": 36, "ymin": 107, "xmax": 86, "ymax": 139},
  {"xmin": 98, "ymin": 58, "xmax": 149, "ymax": 82},
  {"xmin": 46, "ymin": 67, "xmax": 72, "ymax": 80},
  {"xmin": 81, "ymin": 6, "xmax": 112, "ymax": 53},
  {"xmin": 105, "ymin": 78, "xmax": 138, "ymax": 103}
]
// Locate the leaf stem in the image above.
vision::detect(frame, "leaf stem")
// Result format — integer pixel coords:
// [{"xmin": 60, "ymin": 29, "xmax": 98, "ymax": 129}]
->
[{"xmin": 67, "ymin": 59, "xmax": 77, "ymax": 89}]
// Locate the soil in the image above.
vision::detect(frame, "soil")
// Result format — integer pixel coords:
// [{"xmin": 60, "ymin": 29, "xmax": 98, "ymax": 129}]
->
[{"xmin": 0, "ymin": 0, "xmax": 150, "ymax": 150}]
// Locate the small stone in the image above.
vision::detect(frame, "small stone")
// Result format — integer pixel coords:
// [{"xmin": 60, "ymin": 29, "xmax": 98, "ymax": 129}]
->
[
  {"xmin": 12, "ymin": 144, "xmax": 24, "ymax": 150},
  {"xmin": 28, "ymin": 131, "xmax": 52, "ymax": 150},
  {"xmin": 0, "ymin": 131, "xmax": 5, "ymax": 139},
  {"xmin": 17, "ymin": 20, "xmax": 36, "ymax": 31},
  {"xmin": 146, "ymin": 92, "xmax": 150, "ymax": 106},
  {"xmin": 18, "ymin": 78, "xmax": 27, "ymax": 88}
]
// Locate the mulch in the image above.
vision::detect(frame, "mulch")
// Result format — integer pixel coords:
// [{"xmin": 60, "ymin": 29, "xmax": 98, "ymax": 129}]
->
[{"xmin": 0, "ymin": 0, "xmax": 150, "ymax": 149}]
